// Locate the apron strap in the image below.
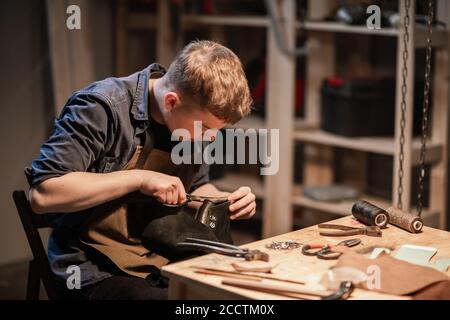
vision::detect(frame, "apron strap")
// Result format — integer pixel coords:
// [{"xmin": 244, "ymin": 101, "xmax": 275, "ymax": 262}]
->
[{"xmin": 136, "ymin": 129, "xmax": 154, "ymax": 169}]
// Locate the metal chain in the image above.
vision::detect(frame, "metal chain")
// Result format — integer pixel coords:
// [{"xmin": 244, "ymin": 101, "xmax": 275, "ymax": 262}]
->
[
  {"xmin": 397, "ymin": 0, "xmax": 411, "ymax": 209},
  {"xmin": 417, "ymin": 0, "xmax": 434, "ymax": 217}
]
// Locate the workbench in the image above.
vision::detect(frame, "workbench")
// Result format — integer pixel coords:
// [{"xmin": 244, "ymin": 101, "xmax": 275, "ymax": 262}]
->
[{"xmin": 162, "ymin": 216, "xmax": 450, "ymax": 300}]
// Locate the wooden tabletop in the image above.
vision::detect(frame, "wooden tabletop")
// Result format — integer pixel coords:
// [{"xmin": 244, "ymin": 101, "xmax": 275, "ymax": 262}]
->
[{"xmin": 162, "ymin": 216, "xmax": 450, "ymax": 300}]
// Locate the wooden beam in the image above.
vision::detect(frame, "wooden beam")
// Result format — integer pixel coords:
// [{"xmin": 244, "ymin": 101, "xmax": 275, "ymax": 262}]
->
[
  {"xmin": 430, "ymin": 45, "xmax": 449, "ymax": 229},
  {"xmin": 156, "ymin": 0, "xmax": 174, "ymax": 67},
  {"xmin": 301, "ymin": 31, "xmax": 336, "ymax": 188},
  {"xmin": 263, "ymin": 0, "xmax": 296, "ymax": 237},
  {"xmin": 115, "ymin": 0, "xmax": 127, "ymax": 76}
]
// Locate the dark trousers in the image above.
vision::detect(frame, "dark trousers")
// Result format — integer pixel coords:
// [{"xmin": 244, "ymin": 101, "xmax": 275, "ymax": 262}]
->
[
  {"xmin": 56, "ymin": 273, "xmax": 168, "ymax": 300},
  {"xmin": 83, "ymin": 275, "xmax": 168, "ymax": 300}
]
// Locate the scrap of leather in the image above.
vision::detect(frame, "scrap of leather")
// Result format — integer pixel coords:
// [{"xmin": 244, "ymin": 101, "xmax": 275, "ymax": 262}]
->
[
  {"xmin": 412, "ymin": 280, "xmax": 450, "ymax": 300},
  {"xmin": 333, "ymin": 251, "xmax": 449, "ymax": 296}
]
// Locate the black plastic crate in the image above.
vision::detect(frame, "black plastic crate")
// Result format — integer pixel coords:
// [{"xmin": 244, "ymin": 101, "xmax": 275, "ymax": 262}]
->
[
  {"xmin": 321, "ymin": 77, "xmax": 429, "ymax": 137},
  {"xmin": 321, "ymin": 78, "xmax": 396, "ymax": 137}
]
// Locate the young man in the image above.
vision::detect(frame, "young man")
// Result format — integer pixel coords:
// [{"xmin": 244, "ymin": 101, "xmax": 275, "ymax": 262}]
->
[{"xmin": 25, "ymin": 40, "xmax": 255, "ymax": 299}]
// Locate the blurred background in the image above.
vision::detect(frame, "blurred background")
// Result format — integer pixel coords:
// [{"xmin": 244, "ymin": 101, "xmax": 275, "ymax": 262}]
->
[{"xmin": 0, "ymin": 0, "xmax": 449, "ymax": 299}]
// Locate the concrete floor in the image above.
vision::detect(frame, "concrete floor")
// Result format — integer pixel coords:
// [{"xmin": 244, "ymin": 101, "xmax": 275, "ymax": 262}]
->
[{"xmin": 0, "ymin": 259, "xmax": 38, "ymax": 299}]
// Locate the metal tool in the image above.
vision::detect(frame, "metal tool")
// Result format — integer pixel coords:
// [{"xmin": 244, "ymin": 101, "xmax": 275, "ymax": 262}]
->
[
  {"xmin": 302, "ymin": 239, "xmax": 362, "ymax": 260},
  {"xmin": 193, "ymin": 266, "xmax": 305, "ymax": 285},
  {"xmin": 322, "ymin": 281, "xmax": 355, "ymax": 300},
  {"xmin": 161, "ymin": 194, "xmax": 228, "ymax": 208},
  {"xmin": 222, "ymin": 279, "xmax": 354, "ymax": 300},
  {"xmin": 318, "ymin": 223, "xmax": 382, "ymax": 237},
  {"xmin": 177, "ymin": 238, "xmax": 269, "ymax": 262}
]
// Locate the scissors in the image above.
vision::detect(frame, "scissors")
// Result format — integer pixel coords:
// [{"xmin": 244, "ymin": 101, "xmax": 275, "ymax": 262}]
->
[
  {"xmin": 161, "ymin": 194, "xmax": 229, "ymax": 208},
  {"xmin": 301, "ymin": 239, "xmax": 361, "ymax": 260},
  {"xmin": 126, "ymin": 192, "xmax": 228, "ymax": 208}
]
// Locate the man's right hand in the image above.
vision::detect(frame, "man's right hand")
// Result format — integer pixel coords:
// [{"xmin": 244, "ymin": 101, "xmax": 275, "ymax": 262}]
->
[
  {"xmin": 137, "ymin": 170, "xmax": 187, "ymax": 205},
  {"xmin": 29, "ymin": 169, "xmax": 187, "ymax": 214}
]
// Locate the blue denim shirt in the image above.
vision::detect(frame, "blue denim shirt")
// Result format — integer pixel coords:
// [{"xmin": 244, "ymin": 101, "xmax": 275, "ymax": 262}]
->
[{"xmin": 25, "ymin": 64, "xmax": 210, "ymax": 287}]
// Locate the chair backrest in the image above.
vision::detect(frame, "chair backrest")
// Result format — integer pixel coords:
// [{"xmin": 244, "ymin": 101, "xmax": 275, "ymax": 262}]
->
[{"xmin": 12, "ymin": 190, "xmax": 59, "ymax": 299}]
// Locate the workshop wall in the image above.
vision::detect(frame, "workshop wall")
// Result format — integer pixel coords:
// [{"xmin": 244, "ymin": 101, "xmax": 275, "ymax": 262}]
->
[{"xmin": 0, "ymin": 0, "xmax": 114, "ymax": 265}]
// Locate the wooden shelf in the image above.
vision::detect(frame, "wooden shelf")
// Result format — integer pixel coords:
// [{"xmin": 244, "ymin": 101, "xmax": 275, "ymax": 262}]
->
[
  {"xmin": 211, "ymin": 172, "xmax": 265, "ymax": 199},
  {"xmin": 292, "ymin": 184, "xmax": 436, "ymax": 221},
  {"xmin": 183, "ymin": 14, "xmax": 398, "ymax": 35},
  {"xmin": 415, "ymin": 25, "xmax": 448, "ymax": 48},
  {"xmin": 294, "ymin": 129, "xmax": 442, "ymax": 165},
  {"xmin": 292, "ymin": 185, "xmax": 389, "ymax": 216},
  {"xmin": 302, "ymin": 21, "xmax": 398, "ymax": 36},
  {"xmin": 182, "ymin": 14, "xmax": 447, "ymax": 47},
  {"xmin": 304, "ymin": 22, "xmax": 448, "ymax": 47},
  {"xmin": 182, "ymin": 14, "xmax": 268, "ymax": 28},
  {"xmin": 230, "ymin": 116, "xmax": 315, "ymax": 131}
]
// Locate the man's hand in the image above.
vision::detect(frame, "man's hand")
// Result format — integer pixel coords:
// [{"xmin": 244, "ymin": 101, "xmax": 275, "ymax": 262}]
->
[
  {"xmin": 227, "ymin": 186, "xmax": 256, "ymax": 220},
  {"xmin": 138, "ymin": 170, "xmax": 187, "ymax": 205}
]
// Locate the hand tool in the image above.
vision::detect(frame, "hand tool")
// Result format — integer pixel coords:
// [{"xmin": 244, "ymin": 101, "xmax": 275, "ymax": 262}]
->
[
  {"xmin": 177, "ymin": 238, "xmax": 269, "ymax": 262},
  {"xmin": 231, "ymin": 262, "xmax": 274, "ymax": 273},
  {"xmin": 302, "ymin": 238, "xmax": 362, "ymax": 260},
  {"xmin": 222, "ymin": 278, "xmax": 354, "ymax": 300},
  {"xmin": 161, "ymin": 194, "xmax": 229, "ymax": 208},
  {"xmin": 125, "ymin": 192, "xmax": 228, "ymax": 208},
  {"xmin": 192, "ymin": 266, "xmax": 305, "ymax": 285},
  {"xmin": 318, "ymin": 223, "xmax": 382, "ymax": 237},
  {"xmin": 194, "ymin": 268, "xmax": 263, "ymax": 282}
]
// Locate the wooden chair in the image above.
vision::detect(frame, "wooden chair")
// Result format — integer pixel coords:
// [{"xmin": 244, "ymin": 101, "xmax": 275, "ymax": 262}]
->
[{"xmin": 12, "ymin": 190, "xmax": 59, "ymax": 300}]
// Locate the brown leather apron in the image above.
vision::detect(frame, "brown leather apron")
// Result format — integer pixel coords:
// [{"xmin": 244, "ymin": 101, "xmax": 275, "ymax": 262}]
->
[{"xmin": 79, "ymin": 82, "xmax": 198, "ymax": 279}]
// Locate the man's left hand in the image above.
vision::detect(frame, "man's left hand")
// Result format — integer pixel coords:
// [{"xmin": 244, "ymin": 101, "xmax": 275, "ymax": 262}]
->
[{"xmin": 227, "ymin": 186, "xmax": 256, "ymax": 220}]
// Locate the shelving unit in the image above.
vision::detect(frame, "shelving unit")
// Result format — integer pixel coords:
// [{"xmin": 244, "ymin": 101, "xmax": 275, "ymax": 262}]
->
[
  {"xmin": 295, "ymin": 0, "xmax": 449, "ymax": 234},
  {"xmin": 182, "ymin": 0, "xmax": 449, "ymax": 236},
  {"xmin": 138, "ymin": 0, "xmax": 449, "ymax": 235}
]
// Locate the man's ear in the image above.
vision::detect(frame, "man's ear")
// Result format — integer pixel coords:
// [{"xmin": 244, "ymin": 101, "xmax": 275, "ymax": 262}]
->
[{"xmin": 163, "ymin": 92, "xmax": 181, "ymax": 112}]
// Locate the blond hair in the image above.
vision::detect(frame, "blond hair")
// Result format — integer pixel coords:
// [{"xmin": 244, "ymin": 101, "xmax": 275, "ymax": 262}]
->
[{"xmin": 165, "ymin": 40, "xmax": 253, "ymax": 124}]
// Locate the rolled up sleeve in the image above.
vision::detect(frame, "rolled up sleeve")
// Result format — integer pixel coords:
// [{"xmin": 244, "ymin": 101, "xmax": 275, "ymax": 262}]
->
[{"xmin": 25, "ymin": 93, "xmax": 114, "ymax": 187}]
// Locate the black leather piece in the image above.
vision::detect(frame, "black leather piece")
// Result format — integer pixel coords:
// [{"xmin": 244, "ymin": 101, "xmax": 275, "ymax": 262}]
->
[
  {"xmin": 141, "ymin": 200, "xmax": 233, "ymax": 261},
  {"xmin": 141, "ymin": 211, "xmax": 219, "ymax": 261},
  {"xmin": 196, "ymin": 200, "xmax": 233, "ymax": 244},
  {"xmin": 127, "ymin": 200, "xmax": 180, "ymax": 239}
]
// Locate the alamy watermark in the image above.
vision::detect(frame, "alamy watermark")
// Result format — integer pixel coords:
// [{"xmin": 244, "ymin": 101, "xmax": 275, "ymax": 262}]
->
[
  {"xmin": 366, "ymin": 5, "xmax": 381, "ymax": 30},
  {"xmin": 66, "ymin": 5, "xmax": 81, "ymax": 30},
  {"xmin": 366, "ymin": 265, "xmax": 381, "ymax": 290},
  {"xmin": 171, "ymin": 121, "xmax": 279, "ymax": 176},
  {"xmin": 66, "ymin": 265, "xmax": 81, "ymax": 290}
]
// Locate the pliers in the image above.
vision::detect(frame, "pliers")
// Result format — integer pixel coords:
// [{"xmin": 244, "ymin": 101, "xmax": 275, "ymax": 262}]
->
[
  {"xmin": 318, "ymin": 223, "xmax": 382, "ymax": 237},
  {"xmin": 177, "ymin": 238, "xmax": 269, "ymax": 262}
]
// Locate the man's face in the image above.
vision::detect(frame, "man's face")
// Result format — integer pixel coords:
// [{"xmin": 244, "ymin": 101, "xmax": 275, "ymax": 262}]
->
[{"xmin": 162, "ymin": 93, "xmax": 227, "ymax": 141}]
